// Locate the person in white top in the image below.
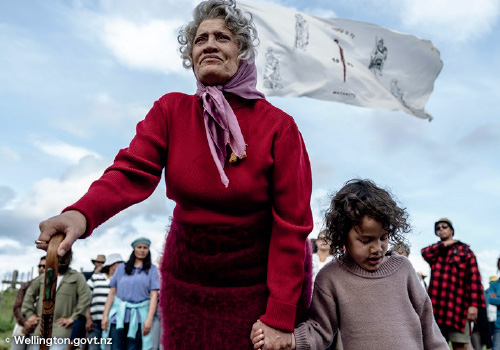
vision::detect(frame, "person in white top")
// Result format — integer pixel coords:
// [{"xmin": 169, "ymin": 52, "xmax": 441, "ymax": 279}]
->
[{"xmin": 312, "ymin": 230, "xmax": 334, "ymax": 282}]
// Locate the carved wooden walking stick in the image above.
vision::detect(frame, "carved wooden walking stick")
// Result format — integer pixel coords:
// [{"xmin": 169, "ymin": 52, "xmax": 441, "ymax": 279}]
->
[{"xmin": 39, "ymin": 233, "xmax": 65, "ymax": 350}]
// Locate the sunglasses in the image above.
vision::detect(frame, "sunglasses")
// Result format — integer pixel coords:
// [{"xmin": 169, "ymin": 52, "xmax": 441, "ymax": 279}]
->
[
  {"xmin": 435, "ymin": 223, "xmax": 449, "ymax": 231},
  {"xmin": 38, "ymin": 264, "xmax": 46, "ymax": 268}
]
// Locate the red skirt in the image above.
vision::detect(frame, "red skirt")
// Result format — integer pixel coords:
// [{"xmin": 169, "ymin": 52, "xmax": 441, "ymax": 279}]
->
[{"xmin": 159, "ymin": 219, "xmax": 312, "ymax": 350}]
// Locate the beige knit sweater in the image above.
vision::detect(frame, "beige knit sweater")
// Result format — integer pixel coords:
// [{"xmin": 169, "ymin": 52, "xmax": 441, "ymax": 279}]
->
[{"xmin": 295, "ymin": 254, "xmax": 448, "ymax": 350}]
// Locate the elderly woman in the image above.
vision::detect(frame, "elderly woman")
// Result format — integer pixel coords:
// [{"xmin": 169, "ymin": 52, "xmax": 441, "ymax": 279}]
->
[{"xmin": 37, "ymin": 0, "xmax": 313, "ymax": 348}]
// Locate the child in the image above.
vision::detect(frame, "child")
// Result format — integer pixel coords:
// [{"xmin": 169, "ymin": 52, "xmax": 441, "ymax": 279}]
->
[{"xmin": 251, "ymin": 179, "xmax": 448, "ymax": 350}]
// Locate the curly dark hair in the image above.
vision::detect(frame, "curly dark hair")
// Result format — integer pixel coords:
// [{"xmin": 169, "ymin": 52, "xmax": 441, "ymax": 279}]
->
[{"xmin": 324, "ymin": 179, "xmax": 411, "ymax": 259}]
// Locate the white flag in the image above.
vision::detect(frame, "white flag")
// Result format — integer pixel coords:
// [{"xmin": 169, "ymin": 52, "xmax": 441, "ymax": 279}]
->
[{"xmin": 239, "ymin": 1, "xmax": 443, "ymax": 120}]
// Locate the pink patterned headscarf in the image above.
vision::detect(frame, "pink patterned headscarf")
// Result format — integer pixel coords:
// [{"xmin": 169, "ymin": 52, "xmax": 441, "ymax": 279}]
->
[{"xmin": 196, "ymin": 60, "xmax": 265, "ymax": 187}]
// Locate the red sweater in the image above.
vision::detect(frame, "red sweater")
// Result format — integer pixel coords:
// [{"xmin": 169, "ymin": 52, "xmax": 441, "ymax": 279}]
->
[{"xmin": 65, "ymin": 92, "xmax": 313, "ymax": 331}]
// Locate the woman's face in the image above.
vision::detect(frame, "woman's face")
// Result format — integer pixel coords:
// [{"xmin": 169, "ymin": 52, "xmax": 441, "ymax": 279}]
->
[
  {"xmin": 192, "ymin": 18, "xmax": 240, "ymax": 86},
  {"xmin": 109, "ymin": 262, "xmax": 120, "ymax": 276},
  {"xmin": 134, "ymin": 243, "xmax": 149, "ymax": 260},
  {"xmin": 316, "ymin": 233, "xmax": 330, "ymax": 252}
]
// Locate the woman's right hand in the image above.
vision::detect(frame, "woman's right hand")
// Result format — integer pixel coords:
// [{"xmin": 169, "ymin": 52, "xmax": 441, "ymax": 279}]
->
[
  {"xmin": 101, "ymin": 315, "xmax": 109, "ymax": 332},
  {"xmin": 38, "ymin": 210, "xmax": 87, "ymax": 257}
]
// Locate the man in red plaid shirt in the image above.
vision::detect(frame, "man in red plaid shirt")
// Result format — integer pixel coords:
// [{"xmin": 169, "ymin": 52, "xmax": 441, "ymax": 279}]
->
[{"xmin": 422, "ymin": 218, "xmax": 485, "ymax": 350}]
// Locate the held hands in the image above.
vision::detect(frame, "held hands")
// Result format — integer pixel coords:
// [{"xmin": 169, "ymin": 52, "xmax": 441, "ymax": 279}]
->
[
  {"xmin": 38, "ymin": 210, "xmax": 87, "ymax": 257},
  {"xmin": 250, "ymin": 319, "xmax": 295, "ymax": 350}
]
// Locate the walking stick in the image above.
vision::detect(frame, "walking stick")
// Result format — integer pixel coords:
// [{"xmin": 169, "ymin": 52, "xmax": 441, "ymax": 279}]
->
[{"xmin": 39, "ymin": 233, "xmax": 65, "ymax": 350}]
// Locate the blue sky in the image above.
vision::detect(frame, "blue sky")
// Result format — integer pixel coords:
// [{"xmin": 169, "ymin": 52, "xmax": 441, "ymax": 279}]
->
[{"xmin": 1, "ymin": 0, "xmax": 499, "ymax": 287}]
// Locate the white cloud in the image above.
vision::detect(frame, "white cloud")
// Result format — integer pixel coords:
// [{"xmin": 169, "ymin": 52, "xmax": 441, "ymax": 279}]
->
[
  {"xmin": 101, "ymin": 18, "xmax": 185, "ymax": 74},
  {"xmin": 399, "ymin": 0, "xmax": 500, "ymax": 42},
  {"xmin": 309, "ymin": 187, "xmax": 330, "ymax": 238},
  {"xmin": 0, "ymin": 24, "xmax": 53, "ymax": 96},
  {"xmin": 303, "ymin": 7, "xmax": 337, "ymax": 19},
  {"xmin": 57, "ymin": 93, "xmax": 149, "ymax": 139},
  {"xmin": 0, "ymin": 147, "xmax": 21, "ymax": 163},
  {"xmin": 17, "ymin": 157, "xmax": 106, "ymax": 220},
  {"xmin": 0, "ymin": 186, "xmax": 16, "ymax": 208},
  {"xmin": 0, "ymin": 243, "xmax": 42, "ymax": 287},
  {"xmin": 0, "ymin": 153, "xmax": 171, "ymax": 282},
  {"xmin": 34, "ymin": 139, "xmax": 101, "ymax": 164},
  {"xmin": 0, "ymin": 237, "xmax": 21, "ymax": 249}
]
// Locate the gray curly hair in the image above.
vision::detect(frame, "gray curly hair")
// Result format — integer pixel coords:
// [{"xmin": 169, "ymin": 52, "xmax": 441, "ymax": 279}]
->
[{"xmin": 178, "ymin": 0, "xmax": 258, "ymax": 69}]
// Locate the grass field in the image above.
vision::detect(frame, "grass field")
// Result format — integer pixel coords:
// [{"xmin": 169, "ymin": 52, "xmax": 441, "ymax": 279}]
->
[{"xmin": 0, "ymin": 289, "xmax": 17, "ymax": 350}]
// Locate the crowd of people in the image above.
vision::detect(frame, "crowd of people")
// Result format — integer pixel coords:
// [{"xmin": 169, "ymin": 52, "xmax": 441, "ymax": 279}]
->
[
  {"xmin": 12, "ymin": 0, "xmax": 495, "ymax": 349},
  {"xmin": 13, "ymin": 219, "xmax": 500, "ymax": 350},
  {"xmin": 11, "ymin": 237, "xmax": 161, "ymax": 350}
]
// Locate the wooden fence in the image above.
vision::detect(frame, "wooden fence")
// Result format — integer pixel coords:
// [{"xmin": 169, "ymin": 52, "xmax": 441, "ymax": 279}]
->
[{"xmin": 1, "ymin": 270, "xmax": 33, "ymax": 291}]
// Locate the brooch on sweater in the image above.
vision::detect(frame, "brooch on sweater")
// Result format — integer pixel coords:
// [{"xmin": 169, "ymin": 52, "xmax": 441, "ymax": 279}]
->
[{"xmin": 229, "ymin": 144, "xmax": 248, "ymax": 164}]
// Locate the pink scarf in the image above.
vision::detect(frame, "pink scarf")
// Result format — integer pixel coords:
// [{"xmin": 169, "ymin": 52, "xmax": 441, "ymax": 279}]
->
[{"xmin": 196, "ymin": 61, "xmax": 265, "ymax": 187}]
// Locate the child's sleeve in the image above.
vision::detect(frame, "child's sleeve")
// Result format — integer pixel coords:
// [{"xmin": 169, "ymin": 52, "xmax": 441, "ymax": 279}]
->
[
  {"xmin": 294, "ymin": 283, "xmax": 337, "ymax": 350},
  {"xmin": 407, "ymin": 264, "xmax": 449, "ymax": 350}
]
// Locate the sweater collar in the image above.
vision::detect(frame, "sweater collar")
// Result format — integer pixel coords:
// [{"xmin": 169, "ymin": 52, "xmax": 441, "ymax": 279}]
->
[{"xmin": 340, "ymin": 254, "xmax": 405, "ymax": 278}]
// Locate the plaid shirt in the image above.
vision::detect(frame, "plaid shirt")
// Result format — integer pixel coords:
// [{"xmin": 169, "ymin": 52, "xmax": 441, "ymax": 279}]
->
[{"xmin": 422, "ymin": 241, "xmax": 485, "ymax": 333}]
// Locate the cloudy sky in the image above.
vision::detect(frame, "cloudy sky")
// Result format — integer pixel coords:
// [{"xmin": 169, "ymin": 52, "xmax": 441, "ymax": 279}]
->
[{"xmin": 1, "ymin": 0, "xmax": 499, "ymax": 288}]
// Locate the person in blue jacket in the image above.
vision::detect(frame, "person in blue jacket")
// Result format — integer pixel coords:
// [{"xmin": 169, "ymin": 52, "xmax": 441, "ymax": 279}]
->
[{"xmin": 488, "ymin": 267, "xmax": 500, "ymax": 350}]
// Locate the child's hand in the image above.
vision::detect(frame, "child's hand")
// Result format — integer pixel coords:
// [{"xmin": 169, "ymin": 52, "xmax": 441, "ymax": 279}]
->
[{"xmin": 251, "ymin": 327, "xmax": 264, "ymax": 349}]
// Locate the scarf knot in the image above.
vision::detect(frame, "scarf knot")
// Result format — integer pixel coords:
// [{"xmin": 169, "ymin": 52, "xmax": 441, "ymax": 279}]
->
[{"xmin": 195, "ymin": 61, "xmax": 265, "ymax": 187}]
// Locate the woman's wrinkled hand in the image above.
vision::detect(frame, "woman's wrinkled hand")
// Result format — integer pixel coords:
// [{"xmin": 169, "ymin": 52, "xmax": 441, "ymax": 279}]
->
[
  {"xmin": 38, "ymin": 210, "xmax": 87, "ymax": 257},
  {"xmin": 250, "ymin": 319, "xmax": 295, "ymax": 350}
]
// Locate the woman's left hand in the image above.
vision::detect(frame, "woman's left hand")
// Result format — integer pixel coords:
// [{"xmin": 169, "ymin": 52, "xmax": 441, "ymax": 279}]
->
[
  {"xmin": 142, "ymin": 319, "xmax": 153, "ymax": 336},
  {"xmin": 251, "ymin": 320, "xmax": 294, "ymax": 350}
]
